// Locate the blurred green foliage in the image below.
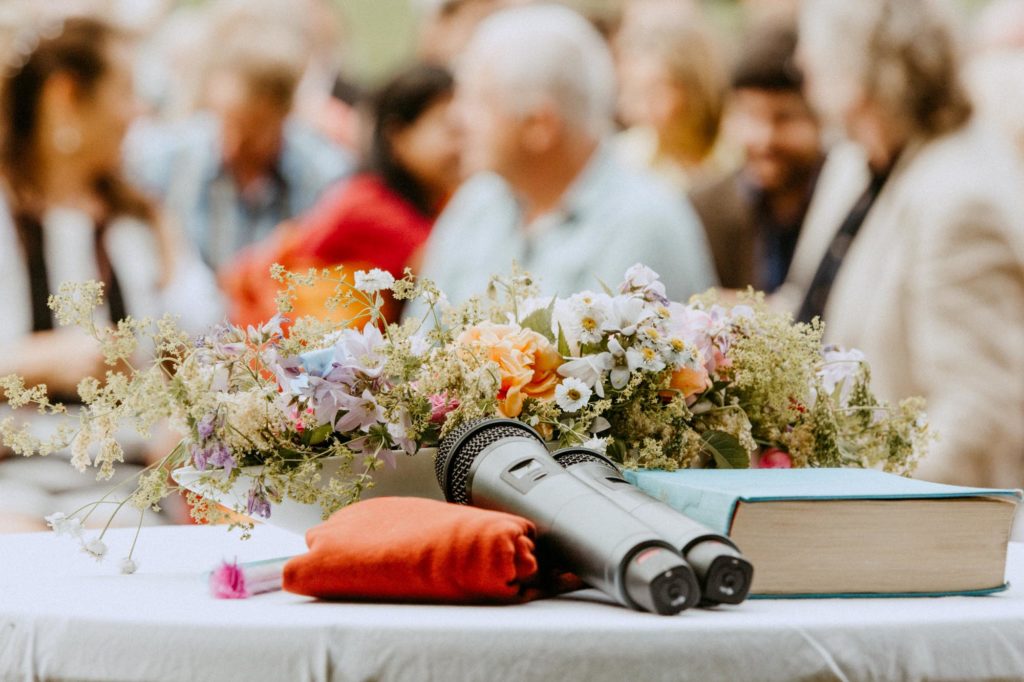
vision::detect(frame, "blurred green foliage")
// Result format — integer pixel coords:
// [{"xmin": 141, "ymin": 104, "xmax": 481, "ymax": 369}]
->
[
  {"xmin": 209, "ymin": 0, "xmax": 998, "ymax": 86},
  {"xmin": 336, "ymin": 0, "xmax": 418, "ymax": 85}
]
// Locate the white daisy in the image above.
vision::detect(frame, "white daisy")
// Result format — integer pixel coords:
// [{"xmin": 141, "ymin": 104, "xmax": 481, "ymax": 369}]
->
[
  {"xmin": 558, "ymin": 353, "xmax": 613, "ymax": 397},
  {"xmin": 354, "ymin": 268, "xmax": 395, "ymax": 293},
  {"xmin": 626, "ymin": 345, "xmax": 667, "ymax": 373},
  {"xmin": 555, "ymin": 378, "xmax": 592, "ymax": 412},
  {"xmin": 665, "ymin": 336, "xmax": 701, "ymax": 369},
  {"xmin": 582, "ymin": 437, "xmax": 609, "ymax": 455},
  {"xmin": 572, "ymin": 306, "xmax": 608, "ymax": 345}
]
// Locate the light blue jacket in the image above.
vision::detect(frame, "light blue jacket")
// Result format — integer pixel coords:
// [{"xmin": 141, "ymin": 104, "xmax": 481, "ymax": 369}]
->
[{"xmin": 408, "ymin": 145, "xmax": 717, "ymax": 319}]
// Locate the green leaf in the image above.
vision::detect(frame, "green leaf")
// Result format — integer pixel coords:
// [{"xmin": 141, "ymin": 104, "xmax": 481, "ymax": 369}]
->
[
  {"xmin": 520, "ymin": 297, "xmax": 557, "ymax": 343},
  {"xmin": 304, "ymin": 423, "xmax": 334, "ymax": 446},
  {"xmin": 557, "ymin": 323, "xmax": 570, "ymax": 357},
  {"xmin": 596, "ymin": 277, "xmax": 615, "ymax": 296},
  {"xmin": 701, "ymin": 430, "xmax": 750, "ymax": 469}
]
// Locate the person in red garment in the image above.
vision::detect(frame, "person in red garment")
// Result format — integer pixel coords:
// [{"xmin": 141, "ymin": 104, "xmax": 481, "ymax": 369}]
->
[{"xmin": 222, "ymin": 63, "xmax": 461, "ymax": 325}]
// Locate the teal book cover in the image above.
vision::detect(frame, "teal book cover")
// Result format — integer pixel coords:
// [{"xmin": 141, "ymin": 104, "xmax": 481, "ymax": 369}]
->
[
  {"xmin": 624, "ymin": 468, "xmax": 1022, "ymax": 535},
  {"xmin": 623, "ymin": 468, "xmax": 1022, "ymax": 598}
]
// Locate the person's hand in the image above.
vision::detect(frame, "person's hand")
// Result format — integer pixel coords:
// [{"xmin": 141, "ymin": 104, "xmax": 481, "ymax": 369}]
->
[{"xmin": 3, "ymin": 329, "xmax": 108, "ymax": 399}]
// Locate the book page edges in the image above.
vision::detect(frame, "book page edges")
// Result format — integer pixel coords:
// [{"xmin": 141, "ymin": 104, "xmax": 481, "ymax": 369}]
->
[
  {"xmin": 731, "ymin": 497, "xmax": 1016, "ymax": 595},
  {"xmin": 749, "ymin": 583, "xmax": 1010, "ymax": 599}
]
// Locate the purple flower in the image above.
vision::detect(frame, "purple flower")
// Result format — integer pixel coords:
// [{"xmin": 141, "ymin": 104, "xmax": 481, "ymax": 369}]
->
[
  {"xmin": 190, "ymin": 443, "xmax": 208, "ymax": 471},
  {"xmin": 246, "ymin": 485, "xmax": 272, "ymax": 519},
  {"xmin": 334, "ymin": 389, "xmax": 386, "ymax": 433},
  {"xmin": 205, "ymin": 440, "xmax": 235, "ymax": 473},
  {"xmin": 376, "ymin": 448, "xmax": 398, "ymax": 469},
  {"xmin": 197, "ymin": 414, "xmax": 217, "ymax": 441},
  {"xmin": 347, "ymin": 432, "xmax": 399, "ymax": 469},
  {"xmin": 264, "ymin": 349, "xmax": 306, "ymax": 394},
  {"xmin": 303, "ymin": 375, "xmax": 356, "ymax": 427},
  {"xmin": 387, "ymin": 410, "xmax": 417, "ymax": 456},
  {"xmin": 332, "ymin": 324, "xmax": 387, "ymax": 379},
  {"xmin": 247, "ymin": 313, "xmax": 287, "ymax": 344},
  {"xmin": 321, "ymin": 362, "xmax": 358, "ymax": 388},
  {"xmin": 192, "ymin": 441, "xmax": 236, "ymax": 475}
]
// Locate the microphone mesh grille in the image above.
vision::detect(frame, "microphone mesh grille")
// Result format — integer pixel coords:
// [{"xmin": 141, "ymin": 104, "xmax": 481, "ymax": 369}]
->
[
  {"xmin": 551, "ymin": 450, "xmax": 606, "ymax": 468},
  {"xmin": 552, "ymin": 448, "xmax": 621, "ymax": 472},
  {"xmin": 436, "ymin": 419, "xmax": 540, "ymax": 504}
]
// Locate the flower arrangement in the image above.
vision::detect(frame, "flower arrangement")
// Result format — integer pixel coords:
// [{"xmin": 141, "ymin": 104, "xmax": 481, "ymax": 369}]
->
[
  {"xmin": 0, "ymin": 264, "xmax": 928, "ymax": 568},
  {"xmin": 426, "ymin": 264, "xmax": 928, "ymax": 474}
]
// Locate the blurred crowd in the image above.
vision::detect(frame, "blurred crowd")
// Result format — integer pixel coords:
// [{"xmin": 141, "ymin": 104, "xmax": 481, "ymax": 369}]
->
[{"xmin": 1, "ymin": 0, "xmax": 1023, "ymax": 531}]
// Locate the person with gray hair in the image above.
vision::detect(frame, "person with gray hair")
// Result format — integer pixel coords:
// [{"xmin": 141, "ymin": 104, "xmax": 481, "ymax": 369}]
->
[
  {"xmin": 780, "ymin": 0, "xmax": 1024, "ymax": 490},
  {"xmin": 410, "ymin": 3, "xmax": 716, "ymax": 311}
]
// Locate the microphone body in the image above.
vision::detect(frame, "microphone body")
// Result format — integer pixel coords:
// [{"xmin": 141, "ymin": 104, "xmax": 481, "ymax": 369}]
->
[
  {"xmin": 436, "ymin": 420, "xmax": 700, "ymax": 615},
  {"xmin": 552, "ymin": 448, "xmax": 753, "ymax": 605}
]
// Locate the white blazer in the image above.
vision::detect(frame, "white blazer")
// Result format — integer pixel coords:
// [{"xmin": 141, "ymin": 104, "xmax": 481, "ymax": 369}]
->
[{"xmin": 780, "ymin": 123, "xmax": 1024, "ymax": 488}]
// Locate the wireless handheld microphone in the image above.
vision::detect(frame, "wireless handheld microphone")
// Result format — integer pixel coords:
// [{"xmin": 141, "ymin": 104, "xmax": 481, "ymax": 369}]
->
[
  {"xmin": 436, "ymin": 419, "xmax": 700, "ymax": 615},
  {"xmin": 552, "ymin": 447, "xmax": 753, "ymax": 605}
]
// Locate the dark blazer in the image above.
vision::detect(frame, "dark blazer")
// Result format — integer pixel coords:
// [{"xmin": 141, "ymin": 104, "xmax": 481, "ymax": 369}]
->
[{"xmin": 688, "ymin": 171, "xmax": 760, "ymax": 290}]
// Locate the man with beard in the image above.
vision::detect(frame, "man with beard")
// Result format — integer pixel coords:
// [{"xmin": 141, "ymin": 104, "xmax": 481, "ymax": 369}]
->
[{"xmin": 689, "ymin": 20, "xmax": 823, "ymax": 293}]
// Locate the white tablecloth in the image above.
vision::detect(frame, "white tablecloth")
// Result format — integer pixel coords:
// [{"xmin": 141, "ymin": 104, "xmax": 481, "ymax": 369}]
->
[{"xmin": 2, "ymin": 525, "xmax": 1023, "ymax": 682}]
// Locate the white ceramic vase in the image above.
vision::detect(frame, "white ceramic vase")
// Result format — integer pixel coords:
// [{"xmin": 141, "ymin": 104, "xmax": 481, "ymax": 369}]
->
[{"xmin": 171, "ymin": 448, "xmax": 445, "ymax": 535}]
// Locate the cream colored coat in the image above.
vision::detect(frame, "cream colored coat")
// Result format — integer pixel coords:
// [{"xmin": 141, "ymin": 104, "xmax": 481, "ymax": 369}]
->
[{"xmin": 779, "ymin": 123, "xmax": 1024, "ymax": 488}]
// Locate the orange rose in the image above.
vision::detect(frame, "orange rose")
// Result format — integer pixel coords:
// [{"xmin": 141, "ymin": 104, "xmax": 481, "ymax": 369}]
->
[
  {"xmin": 457, "ymin": 323, "xmax": 563, "ymax": 418},
  {"xmin": 668, "ymin": 365, "xmax": 711, "ymax": 399}
]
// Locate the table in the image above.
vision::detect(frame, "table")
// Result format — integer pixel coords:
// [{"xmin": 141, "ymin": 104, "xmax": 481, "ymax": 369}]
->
[{"xmin": 2, "ymin": 526, "xmax": 1023, "ymax": 682}]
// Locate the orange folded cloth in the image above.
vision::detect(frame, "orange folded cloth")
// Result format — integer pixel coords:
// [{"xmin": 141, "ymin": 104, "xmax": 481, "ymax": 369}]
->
[{"xmin": 283, "ymin": 497, "xmax": 572, "ymax": 604}]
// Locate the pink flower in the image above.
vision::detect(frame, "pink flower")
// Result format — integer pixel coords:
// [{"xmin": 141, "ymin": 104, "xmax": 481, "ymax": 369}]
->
[
  {"xmin": 758, "ymin": 448, "xmax": 792, "ymax": 469},
  {"xmin": 709, "ymin": 345, "xmax": 732, "ymax": 374},
  {"xmin": 210, "ymin": 560, "xmax": 250, "ymax": 599},
  {"xmin": 428, "ymin": 393, "xmax": 459, "ymax": 423}
]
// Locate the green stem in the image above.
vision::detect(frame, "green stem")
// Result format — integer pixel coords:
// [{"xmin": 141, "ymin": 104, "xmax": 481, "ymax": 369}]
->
[
  {"xmin": 79, "ymin": 440, "xmax": 183, "ymax": 524},
  {"xmin": 127, "ymin": 507, "xmax": 145, "ymax": 560},
  {"xmin": 64, "ymin": 500, "xmax": 122, "ymax": 519},
  {"xmin": 97, "ymin": 496, "xmax": 132, "ymax": 541}
]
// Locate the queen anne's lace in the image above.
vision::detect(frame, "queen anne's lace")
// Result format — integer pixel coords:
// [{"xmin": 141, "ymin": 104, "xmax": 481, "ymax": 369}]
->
[{"xmin": 1, "ymin": 265, "xmax": 928, "ymax": 571}]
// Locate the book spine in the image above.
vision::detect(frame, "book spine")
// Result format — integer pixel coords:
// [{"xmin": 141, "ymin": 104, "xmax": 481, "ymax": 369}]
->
[{"xmin": 623, "ymin": 470, "xmax": 742, "ymax": 535}]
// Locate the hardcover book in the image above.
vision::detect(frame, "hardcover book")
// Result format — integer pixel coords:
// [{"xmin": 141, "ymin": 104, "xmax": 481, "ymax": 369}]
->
[{"xmin": 624, "ymin": 468, "xmax": 1022, "ymax": 597}]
